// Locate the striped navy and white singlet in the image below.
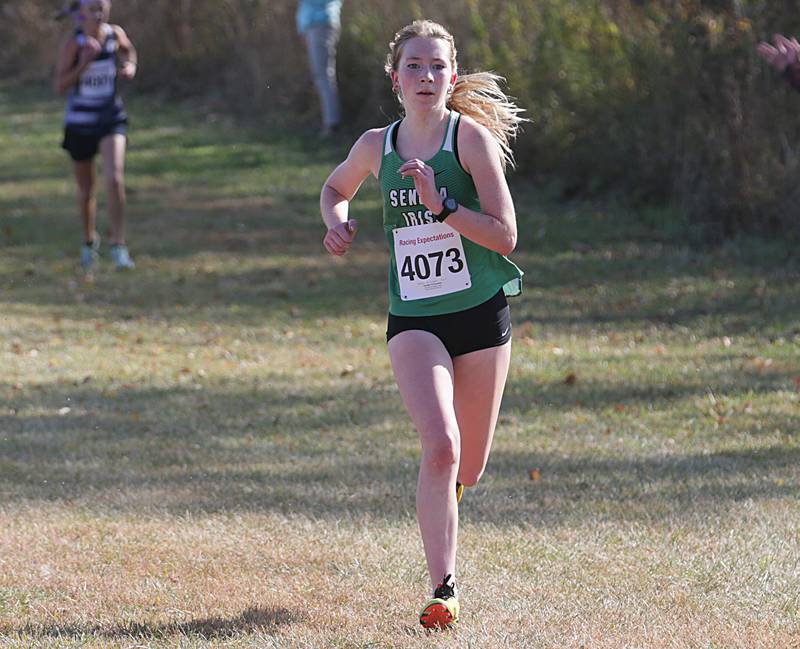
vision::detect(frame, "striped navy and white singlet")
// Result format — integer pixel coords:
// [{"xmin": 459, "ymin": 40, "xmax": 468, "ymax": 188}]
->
[{"xmin": 64, "ymin": 24, "xmax": 127, "ymax": 134}]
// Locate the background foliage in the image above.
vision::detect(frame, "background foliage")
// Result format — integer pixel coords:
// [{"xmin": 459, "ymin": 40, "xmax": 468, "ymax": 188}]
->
[{"xmin": 3, "ymin": 0, "xmax": 800, "ymax": 239}]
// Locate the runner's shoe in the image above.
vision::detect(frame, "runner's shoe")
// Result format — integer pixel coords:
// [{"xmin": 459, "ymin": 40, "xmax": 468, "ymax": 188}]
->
[
  {"xmin": 456, "ymin": 481, "xmax": 464, "ymax": 504},
  {"xmin": 80, "ymin": 236, "xmax": 100, "ymax": 271},
  {"xmin": 110, "ymin": 244, "xmax": 135, "ymax": 270},
  {"xmin": 419, "ymin": 574, "xmax": 459, "ymax": 629}
]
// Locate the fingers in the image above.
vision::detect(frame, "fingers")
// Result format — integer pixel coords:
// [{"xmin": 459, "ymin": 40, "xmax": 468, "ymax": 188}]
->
[
  {"xmin": 398, "ymin": 160, "xmax": 434, "ymax": 192},
  {"xmin": 84, "ymin": 37, "xmax": 101, "ymax": 52},
  {"xmin": 756, "ymin": 43, "xmax": 778, "ymax": 64},
  {"xmin": 119, "ymin": 63, "xmax": 137, "ymax": 80},
  {"xmin": 398, "ymin": 159, "xmax": 431, "ymax": 178},
  {"xmin": 774, "ymin": 34, "xmax": 793, "ymax": 50},
  {"xmin": 324, "ymin": 231, "xmax": 348, "ymax": 256},
  {"xmin": 324, "ymin": 222, "xmax": 357, "ymax": 256}
]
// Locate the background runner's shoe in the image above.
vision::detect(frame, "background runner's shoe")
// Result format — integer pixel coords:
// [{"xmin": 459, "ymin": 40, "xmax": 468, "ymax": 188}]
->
[
  {"xmin": 110, "ymin": 244, "xmax": 135, "ymax": 270},
  {"xmin": 419, "ymin": 574, "xmax": 459, "ymax": 629},
  {"xmin": 456, "ymin": 482, "xmax": 464, "ymax": 504},
  {"xmin": 80, "ymin": 237, "xmax": 100, "ymax": 271}
]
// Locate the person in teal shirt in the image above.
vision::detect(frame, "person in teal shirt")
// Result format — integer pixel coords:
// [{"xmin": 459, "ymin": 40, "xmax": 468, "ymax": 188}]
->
[{"xmin": 297, "ymin": 0, "xmax": 342, "ymax": 135}]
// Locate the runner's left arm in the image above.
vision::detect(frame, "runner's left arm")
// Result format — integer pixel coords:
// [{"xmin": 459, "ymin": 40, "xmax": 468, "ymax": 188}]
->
[
  {"xmin": 114, "ymin": 25, "xmax": 137, "ymax": 79},
  {"xmin": 398, "ymin": 118, "xmax": 517, "ymax": 256}
]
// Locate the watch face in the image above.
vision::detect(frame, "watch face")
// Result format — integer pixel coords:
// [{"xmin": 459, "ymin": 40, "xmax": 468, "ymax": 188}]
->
[{"xmin": 444, "ymin": 197, "xmax": 458, "ymax": 211}]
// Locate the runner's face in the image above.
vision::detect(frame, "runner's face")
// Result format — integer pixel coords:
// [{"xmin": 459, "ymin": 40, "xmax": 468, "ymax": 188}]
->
[
  {"xmin": 80, "ymin": 0, "xmax": 110, "ymax": 26},
  {"xmin": 393, "ymin": 37, "xmax": 457, "ymax": 110}
]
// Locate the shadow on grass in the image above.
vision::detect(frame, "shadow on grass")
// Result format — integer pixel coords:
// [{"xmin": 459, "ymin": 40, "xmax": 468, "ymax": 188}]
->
[
  {"xmin": 504, "ymin": 365, "xmax": 798, "ymax": 415},
  {"xmin": 2, "ymin": 232, "xmax": 799, "ymax": 332},
  {"xmin": 1, "ymin": 375, "xmax": 797, "ymax": 524},
  {"xmin": 478, "ymin": 442, "xmax": 800, "ymax": 527},
  {"xmin": 0, "ymin": 246, "xmax": 390, "ymax": 324},
  {"xmin": 2, "ymin": 605, "xmax": 302, "ymax": 640}
]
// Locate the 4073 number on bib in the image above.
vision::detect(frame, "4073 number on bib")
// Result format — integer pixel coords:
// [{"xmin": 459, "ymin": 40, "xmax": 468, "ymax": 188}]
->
[{"xmin": 393, "ymin": 222, "xmax": 472, "ymax": 301}]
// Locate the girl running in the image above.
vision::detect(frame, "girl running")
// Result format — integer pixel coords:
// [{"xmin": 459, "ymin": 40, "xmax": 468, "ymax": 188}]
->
[
  {"xmin": 319, "ymin": 19, "xmax": 524, "ymax": 629},
  {"xmin": 54, "ymin": 0, "xmax": 137, "ymax": 271}
]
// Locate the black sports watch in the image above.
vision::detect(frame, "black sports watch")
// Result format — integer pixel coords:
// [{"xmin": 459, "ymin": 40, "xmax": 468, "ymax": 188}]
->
[{"xmin": 434, "ymin": 196, "xmax": 458, "ymax": 222}]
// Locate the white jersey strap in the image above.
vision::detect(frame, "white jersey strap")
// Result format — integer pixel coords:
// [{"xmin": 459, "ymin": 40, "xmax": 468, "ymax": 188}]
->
[
  {"xmin": 442, "ymin": 111, "xmax": 459, "ymax": 152},
  {"xmin": 384, "ymin": 121, "xmax": 400, "ymax": 156}
]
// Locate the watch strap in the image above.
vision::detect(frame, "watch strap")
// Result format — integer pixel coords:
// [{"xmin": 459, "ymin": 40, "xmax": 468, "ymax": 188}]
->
[{"xmin": 434, "ymin": 198, "xmax": 457, "ymax": 222}]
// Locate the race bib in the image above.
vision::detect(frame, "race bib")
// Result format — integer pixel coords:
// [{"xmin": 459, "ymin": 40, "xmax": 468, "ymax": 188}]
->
[
  {"xmin": 79, "ymin": 59, "xmax": 116, "ymax": 100},
  {"xmin": 393, "ymin": 222, "xmax": 471, "ymax": 301}
]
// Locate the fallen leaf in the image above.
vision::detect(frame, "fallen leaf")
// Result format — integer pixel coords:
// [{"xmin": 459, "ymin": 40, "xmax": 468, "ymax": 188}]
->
[
  {"xmin": 752, "ymin": 357, "xmax": 774, "ymax": 373},
  {"xmin": 614, "ymin": 404, "xmax": 625, "ymax": 413},
  {"xmin": 529, "ymin": 468, "xmax": 542, "ymax": 482}
]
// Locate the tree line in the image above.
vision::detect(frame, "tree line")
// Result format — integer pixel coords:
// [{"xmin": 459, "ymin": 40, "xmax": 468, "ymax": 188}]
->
[{"xmin": 4, "ymin": 0, "xmax": 799, "ymax": 239}]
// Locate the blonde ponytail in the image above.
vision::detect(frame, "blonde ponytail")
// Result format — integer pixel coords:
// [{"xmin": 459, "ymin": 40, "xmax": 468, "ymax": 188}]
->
[
  {"xmin": 386, "ymin": 19, "xmax": 525, "ymax": 170},
  {"xmin": 447, "ymin": 72, "xmax": 524, "ymax": 170}
]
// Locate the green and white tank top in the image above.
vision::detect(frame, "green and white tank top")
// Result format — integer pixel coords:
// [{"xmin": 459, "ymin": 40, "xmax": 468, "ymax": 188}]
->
[{"xmin": 378, "ymin": 110, "xmax": 522, "ymax": 317}]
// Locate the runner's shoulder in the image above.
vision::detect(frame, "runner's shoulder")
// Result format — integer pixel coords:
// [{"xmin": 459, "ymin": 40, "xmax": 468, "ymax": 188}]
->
[
  {"xmin": 353, "ymin": 127, "xmax": 386, "ymax": 154},
  {"xmin": 348, "ymin": 127, "xmax": 387, "ymax": 174}
]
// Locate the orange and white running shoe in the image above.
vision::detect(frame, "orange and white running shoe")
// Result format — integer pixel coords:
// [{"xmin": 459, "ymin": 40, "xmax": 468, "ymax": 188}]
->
[{"xmin": 419, "ymin": 574, "xmax": 459, "ymax": 629}]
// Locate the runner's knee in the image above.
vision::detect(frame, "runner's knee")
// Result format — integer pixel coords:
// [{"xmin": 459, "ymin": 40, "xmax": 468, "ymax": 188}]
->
[
  {"xmin": 77, "ymin": 187, "xmax": 95, "ymax": 204},
  {"xmin": 421, "ymin": 429, "xmax": 460, "ymax": 472},
  {"xmin": 106, "ymin": 174, "xmax": 124, "ymax": 193}
]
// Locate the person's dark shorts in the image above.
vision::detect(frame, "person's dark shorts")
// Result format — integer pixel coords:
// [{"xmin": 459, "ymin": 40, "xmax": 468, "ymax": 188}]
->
[
  {"xmin": 62, "ymin": 121, "xmax": 128, "ymax": 162},
  {"xmin": 386, "ymin": 289, "xmax": 512, "ymax": 358}
]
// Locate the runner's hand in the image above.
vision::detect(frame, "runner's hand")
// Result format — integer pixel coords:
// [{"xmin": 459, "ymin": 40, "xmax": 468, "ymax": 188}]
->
[
  {"xmin": 757, "ymin": 34, "xmax": 800, "ymax": 71},
  {"xmin": 324, "ymin": 219, "xmax": 358, "ymax": 256},
  {"xmin": 399, "ymin": 159, "xmax": 444, "ymax": 215},
  {"xmin": 119, "ymin": 61, "xmax": 137, "ymax": 80},
  {"xmin": 78, "ymin": 37, "xmax": 102, "ymax": 66}
]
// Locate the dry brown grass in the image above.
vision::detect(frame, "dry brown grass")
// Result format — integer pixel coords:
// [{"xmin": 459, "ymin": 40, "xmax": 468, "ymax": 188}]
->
[{"xmin": 2, "ymin": 507, "xmax": 798, "ymax": 647}]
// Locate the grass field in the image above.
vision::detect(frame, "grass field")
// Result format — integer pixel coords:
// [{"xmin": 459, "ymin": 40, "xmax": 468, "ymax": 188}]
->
[{"xmin": 1, "ymin": 83, "xmax": 799, "ymax": 648}]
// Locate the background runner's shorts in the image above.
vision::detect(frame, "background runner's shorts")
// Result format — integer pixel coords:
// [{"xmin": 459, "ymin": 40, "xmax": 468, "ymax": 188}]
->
[
  {"xmin": 62, "ymin": 121, "xmax": 128, "ymax": 162},
  {"xmin": 386, "ymin": 289, "xmax": 512, "ymax": 358}
]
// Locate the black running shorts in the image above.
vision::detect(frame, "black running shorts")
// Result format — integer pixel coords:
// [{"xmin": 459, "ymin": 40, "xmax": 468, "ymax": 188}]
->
[
  {"xmin": 62, "ymin": 121, "xmax": 128, "ymax": 162},
  {"xmin": 386, "ymin": 289, "xmax": 512, "ymax": 358}
]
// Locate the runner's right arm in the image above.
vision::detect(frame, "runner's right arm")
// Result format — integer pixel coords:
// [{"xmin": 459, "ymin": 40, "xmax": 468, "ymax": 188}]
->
[
  {"xmin": 54, "ymin": 34, "xmax": 99, "ymax": 94},
  {"xmin": 320, "ymin": 128, "xmax": 383, "ymax": 256}
]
